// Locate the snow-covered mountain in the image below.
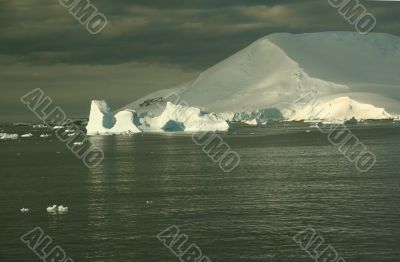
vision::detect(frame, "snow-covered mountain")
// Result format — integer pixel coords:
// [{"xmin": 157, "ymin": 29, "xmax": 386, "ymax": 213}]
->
[{"xmin": 87, "ymin": 32, "xmax": 400, "ymax": 133}]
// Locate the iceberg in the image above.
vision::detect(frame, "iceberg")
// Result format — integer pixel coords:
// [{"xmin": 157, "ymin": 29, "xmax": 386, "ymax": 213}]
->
[
  {"xmin": 86, "ymin": 100, "xmax": 114, "ymax": 135},
  {"xmin": 88, "ymin": 32, "xmax": 400, "ymax": 129},
  {"xmin": 232, "ymin": 108, "xmax": 283, "ymax": 125},
  {"xmin": 110, "ymin": 110, "xmax": 142, "ymax": 134},
  {"xmin": 142, "ymin": 102, "xmax": 229, "ymax": 132},
  {"xmin": 21, "ymin": 133, "xmax": 33, "ymax": 138},
  {"xmin": 86, "ymin": 100, "xmax": 229, "ymax": 135},
  {"xmin": 86, "ymin": 100, "xmax": 141, "ymax": 135},
  {"xmin": 47, "ymin": 205, "xmax": 57, "ymax": 213}
]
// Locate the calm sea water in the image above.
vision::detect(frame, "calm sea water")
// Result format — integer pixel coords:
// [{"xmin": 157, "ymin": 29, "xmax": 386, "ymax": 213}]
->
[{"xmin": 0, "ymin": 123, "xmax": 399, "ymax": 262}]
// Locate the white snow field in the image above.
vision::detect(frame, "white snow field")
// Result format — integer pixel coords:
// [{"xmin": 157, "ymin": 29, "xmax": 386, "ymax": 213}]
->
[{"xmin": 87, "ymin": 32, "xmax": 400, "ymax": 134}]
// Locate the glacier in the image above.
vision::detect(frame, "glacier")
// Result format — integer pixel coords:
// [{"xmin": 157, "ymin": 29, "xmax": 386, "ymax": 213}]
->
[{"xmin": 87, "ymin": 32, "xmax": 400, "ymax": 134}]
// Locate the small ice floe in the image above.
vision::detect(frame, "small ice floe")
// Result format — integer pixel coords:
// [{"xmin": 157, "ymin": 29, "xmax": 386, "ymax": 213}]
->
[
  {"xmin": 309, "ymin": 122, "xmax": 319, "ymax": 128},
  {"xmin": 67, "ymin": 133, "xmax": 76, "ymax": 137},
  {"xmin": 0, "ymin": 133, "xmax": 19, "ymax": 140},
  {"xmin": 46, "ymin": 205, "xmax": 57, "ymax": 213},
  {"xmin": 244, "ymin": 119, "xmax": 258, "ymax": 126},
  {"xmin": 33, "ymin": 124, "xmax": 46, "ymax": 129},
  {"xmin": 20, "ymin": 208, "xmax": 30, "ymax": 213},
  {"xmin": 21, "ymin": 133, "xmax": 33, "ymax": 138},
  {"xmin": 306, "ymin": 129, "xmax": 311, "ymax": 133},
  {"xmin": 40, "ymin": 134, "xmax": 51, "ymax": 138},
  {"xmin": 73, "ymin": 141, "xmax": 84, "ymax": 146},
  {"xmin": 58, "ymin": 205, "xmax": 69, "ymax": 213},
  {"xmin": 53, "ymin": 126, "xmax": 64, "ymax": 130},
  {"xmin": 65, "ymin": 129, "xmax": 75, "ymax": 133},
  {"xmin": 146, "ymin": 200, "xmax": 153, "ymax": 205}
]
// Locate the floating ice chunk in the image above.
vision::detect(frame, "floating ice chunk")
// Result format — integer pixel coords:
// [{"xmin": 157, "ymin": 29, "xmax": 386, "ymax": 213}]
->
[
  {"xmin": 0, "ymin": 133, "xmax": 19, "ymax": 140},
  {"xmin": 73, "ymin": 141, "xmax": 83, "ymax": 146},
  {"xmin": 33, "ymin": 124, "xmax": 46, "ymax": 128},
  {"xmin": 47, "ymin": 205, "xmax": 57, "ymax": 213},
  {"xmin": 244, "ymin": 119, "xmax": 258, "ymax": 126},
  {"xmin": 21, "ymin": 133, "xmax": 33, "ymax": 138},
  {"xmin": 20, "ymin": 208, "xmax": 30, "ymax": 213},
  {"xmin": 53, "ymin": 126, "xmax": 64, "ymax": 130},
  {"xmin": 40, "ymin": 134, "xmax": 51, "ymax": 138},
  {"xmin": 86, "ymin": 100, "xmax": 142, "ymax": 135},
  {"xmin": 58, "ymin": 205, "xmax": 69, "ymax": 213}
]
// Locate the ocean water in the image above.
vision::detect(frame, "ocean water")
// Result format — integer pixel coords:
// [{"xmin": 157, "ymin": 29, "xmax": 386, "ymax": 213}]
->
[{"xmin": 0, "ymin": 123, "xmax": 399, "ymax": 262}]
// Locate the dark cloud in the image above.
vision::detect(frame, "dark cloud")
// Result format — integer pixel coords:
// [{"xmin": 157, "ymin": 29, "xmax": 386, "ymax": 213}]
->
[{"xmin": 0, "ymin": 0, "xmax": 399, "ymax": 120}]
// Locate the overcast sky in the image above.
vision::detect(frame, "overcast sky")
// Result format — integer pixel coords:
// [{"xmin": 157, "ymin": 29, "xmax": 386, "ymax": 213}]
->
[{"xmin": 1, "ymin": 0, "xmax": 399, "ymax": 121}]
